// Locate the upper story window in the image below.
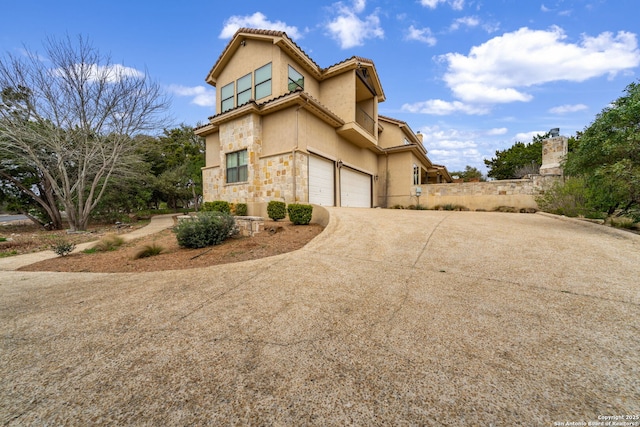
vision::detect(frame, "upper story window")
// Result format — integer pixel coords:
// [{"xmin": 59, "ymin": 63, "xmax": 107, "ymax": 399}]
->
[
  {"xmin": 221, "ymin": 82, "xmax": 234, "ymax": 113},
  {"xmin": 413, "ymin": 164, "xmax": 420, "ymax": 185},
  {"xmin": 226, "ymin": 149, "xmax": 248, "ymax": 183},
  {"xmin": 237, "ymin": 73, "xmax": 252, "ymax": 106},
  {"xmin": 255, "ymin": 63, "xmax": 272, "ymax": 100},
  {"xmin": 288, "ymin": 66, "xmax": 304, "ymax": 92}
]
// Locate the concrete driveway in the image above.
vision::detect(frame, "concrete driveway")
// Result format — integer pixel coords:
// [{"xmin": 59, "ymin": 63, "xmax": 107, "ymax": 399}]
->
[{"xmin": 1, "ymin": 208, "xmax": 638, "ymax": 425}]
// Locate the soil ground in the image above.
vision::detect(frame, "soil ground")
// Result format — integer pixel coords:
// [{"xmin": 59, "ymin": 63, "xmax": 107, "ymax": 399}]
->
[{"xmin": 1, "ymin": 218, "xmax": 322, "ymax": 273}]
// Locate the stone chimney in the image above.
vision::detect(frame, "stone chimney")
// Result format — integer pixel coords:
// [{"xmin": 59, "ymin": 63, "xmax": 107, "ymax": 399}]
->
[
  {"xmin": 416, "ymin": 131, "xmax": 423, "ymax": 143},
  {"xmin": 539, "ymin": 128, "xmax": 568, "ymax": 176}
]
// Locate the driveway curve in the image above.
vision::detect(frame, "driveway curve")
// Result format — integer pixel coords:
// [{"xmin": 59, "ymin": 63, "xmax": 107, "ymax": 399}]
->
[{"xmin": 1, "ymin": 208, "xmax": 638, "ymax": 425}]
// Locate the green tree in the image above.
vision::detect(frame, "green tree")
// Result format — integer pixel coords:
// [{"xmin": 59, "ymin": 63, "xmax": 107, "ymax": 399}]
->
[
  {"xmin": 140, "ymin": 125, "xmax": 205, "ymax": 210},
  {"xmin": 564, "ymin": 81, "xmax": 640, "ymax": 217},
  {"xmin": 450, "ymin": 165, "xmax": 485, "ymax": 182},
  {"xmin": 484, "ymin": 132, "xmax": 550, "ymax": 180},
  {"xmin": 0, "ymin": 35, "xmax": 169, "ymax": 230}
]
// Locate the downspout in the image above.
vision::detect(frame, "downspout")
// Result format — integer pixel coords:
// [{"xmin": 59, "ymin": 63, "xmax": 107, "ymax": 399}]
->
[
  {"xmin": 385, "ymin": 151, "xmax": 389, "ymax": 208},
  {"xmin": 293, "ymin": 98, "xmax": 309, "ymax": 203}
]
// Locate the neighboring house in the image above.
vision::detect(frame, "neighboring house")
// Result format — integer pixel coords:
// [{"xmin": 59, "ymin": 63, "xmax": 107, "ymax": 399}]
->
[{"xmin": 195, "ymin": 28, "xmax": 451, "ymax": 215}]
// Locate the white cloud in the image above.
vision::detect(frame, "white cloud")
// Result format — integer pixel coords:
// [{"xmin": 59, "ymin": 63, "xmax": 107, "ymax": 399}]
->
[
  {"xmin": 402, "ymin": 99, "xmax": 489, "ymax": 115},
  {"xmin": 405, "ymin": 25, "xmax": 437, "ymax": 46},
  {"xmin": 167, "ymin": 84, "xmax": 216, "ymax": 107},
  {"xmin": 487, "ymin": 127, "xmax": 508, "ymax": 135},
  {"xmin": 52, "ymin": 63, "xmax": 144, "ymax": 83},
  {"xmin": 326, "ymin": 1, "xmax": 384, "ymax": 49},
  {"xmin": 417, "ymin": 125, "xmax": 508, "ymax": 172},
  {"xmin": 514, "ymin": 131, "xmax": 547, "ymax": 142},
  {"xmin": 219, "ymin": 12, "xmax": 302, "ymax": 39},
  {"xmin": 549, "ymin": 103, "xmax": 588, "ymax": 114},
  {"xmin": 440, "ymin": 26, "xmax": 640, "ymax": 104},
  {"xmin": 420, "ymin": 0, "xmax": 464, "ymax": 10},
  {"xmin": 450, "ymin": 16, "xmax": 479, "ymax": 31}
]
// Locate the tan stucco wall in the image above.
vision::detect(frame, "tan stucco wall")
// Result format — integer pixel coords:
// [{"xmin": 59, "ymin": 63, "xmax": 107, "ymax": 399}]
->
[
  {"xmin": 262, "ymin": 107, "xmax": 298, "ymax": 156},
  {"xmin": 216, "ymin": 40, "xmax": 277, "ymax": 112},
  {"xmin": 378, "ymin": 120, "xmax": 406, "ymax": 148},
  {"xmin": 320, "ymin": 72, "xmax": 355, "ymax": 123}
]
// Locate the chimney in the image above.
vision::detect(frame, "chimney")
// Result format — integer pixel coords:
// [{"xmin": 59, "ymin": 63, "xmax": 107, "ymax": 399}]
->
[{"xmin": 416, "ymin": 131, "xmax": 423, "ymax": 143}]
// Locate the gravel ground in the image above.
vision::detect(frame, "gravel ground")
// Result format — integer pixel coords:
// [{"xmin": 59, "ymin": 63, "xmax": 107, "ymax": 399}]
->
[{"xmin": 1, "ymin": 208, "xmax": 639, "ymax": 426}]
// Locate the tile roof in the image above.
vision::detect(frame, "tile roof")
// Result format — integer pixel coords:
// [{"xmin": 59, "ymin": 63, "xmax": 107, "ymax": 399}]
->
[{"xmin": 209, "ymin": 28, "xmax": 376, "ymax": 82}]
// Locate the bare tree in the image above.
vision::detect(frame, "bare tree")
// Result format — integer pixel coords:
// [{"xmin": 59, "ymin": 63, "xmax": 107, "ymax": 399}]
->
[{"xmin": 0, "ymin": 35, "xmax": 169, "ymax": 231}]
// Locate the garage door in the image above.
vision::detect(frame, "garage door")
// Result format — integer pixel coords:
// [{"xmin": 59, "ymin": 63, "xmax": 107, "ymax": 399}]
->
[
  {"xmin": 308, "ymin": 155, "xmax": 335, "ymax": 206},
  {"xmin": 340, "ymin": 167, "xmax": 371, "ymax": 208}
]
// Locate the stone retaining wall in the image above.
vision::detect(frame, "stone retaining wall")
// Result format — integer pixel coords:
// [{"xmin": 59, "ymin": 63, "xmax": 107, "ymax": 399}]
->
[{"xmin": 419, "ymin": 175, "xmax": 560, "ymax": 211}]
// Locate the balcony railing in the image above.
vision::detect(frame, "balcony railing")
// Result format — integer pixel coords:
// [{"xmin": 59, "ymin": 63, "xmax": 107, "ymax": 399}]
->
[{"xmin": 356, "ymin": 107, "xmax": 375, "ymax": 135}]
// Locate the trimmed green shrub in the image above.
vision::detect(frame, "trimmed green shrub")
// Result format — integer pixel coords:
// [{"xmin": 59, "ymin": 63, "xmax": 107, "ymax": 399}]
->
[
  {"xmin": 287, "ymin": 203, "xmax": 313, "ymax": 225},
  {"xmin": 202, "ymin": 200, "xmax": 231, "ymax": 213},
  {"xmin": 267, "ymin": 201, "xmax": 286, "ymax": 221},
  {"xmin": 173, "ymin": 211, "xmax": 237, "ymax": 249},
  {"xmin": 235, "ymin": 203, "xmax": 248, "ymax": 216},
  {"xmin": 52, "ymin": 240, "xmax": 75, "ymax": 256}
]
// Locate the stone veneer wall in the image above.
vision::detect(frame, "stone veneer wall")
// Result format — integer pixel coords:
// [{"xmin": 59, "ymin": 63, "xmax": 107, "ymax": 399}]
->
[
  {"xmin": 539, "ymin": 136, "xmax": 568, "ymax": 176},
  {"xmin": 419, "ymin": 175, "xmax": 560, "ymax": 211},
  {"xmin": 201, "ymin": 114, "xmax": 310, "ymax": 214}
]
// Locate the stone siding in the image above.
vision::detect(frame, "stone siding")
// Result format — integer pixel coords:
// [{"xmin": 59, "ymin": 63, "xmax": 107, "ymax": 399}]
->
[
  {"xmin": 420, "ymin": 175, "xmax": 560, "ymax": 211},
  {"xmin": 539, "ymin": 136, "xmax": 568, "ymax": 176},
  {"xmin": 201, "ymin": 113, "xmax": 310, "ymax": 215}
]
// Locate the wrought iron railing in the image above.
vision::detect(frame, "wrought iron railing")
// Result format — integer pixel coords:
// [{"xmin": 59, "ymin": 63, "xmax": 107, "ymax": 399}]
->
[{"xmin": 356, "ymin": 107, "xmax": 375, "ymax": 135}]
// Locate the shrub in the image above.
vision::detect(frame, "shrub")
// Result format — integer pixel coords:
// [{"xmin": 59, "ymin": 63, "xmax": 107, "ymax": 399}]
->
[
  {"xmin": 0, "ymin": 237, "xmax": 7, "ymax": 242},
  {"xmin": 493, "ymin": 206, "xmax": 518, "ymax": 213},
  {"xmin": 267, "ymin": 201, "xmax": 287, "ymax": 221},
  {"xmin": 434, "ymin": 203, "xmax": 468, "ymax": 211},
  {"xmin": 133, "ymin": 243, "xmax": 165, "ymax": 259},
  {"xmin": 609, "ymin": 216, "xmax": 636, "ymax": 229},
  {"xmin": 92, "ymin": 234, "xmax": 125, "ymax": 252},
  {"xmin": 535, "ymin": 177, "xmax": 602, "ymax": 218},
  {"xmin": 173, "ymin": 211, "xmax": 237, "ymax": 249},
  {"xmin": 202, "ymin": 201, "xmax": 231, "ymax": 213},
  {"xmin": 235, "ymin": 203, "xmax": 248, "ymax": 216},
  {"xmin": 287, "ymin": 203, "xmax": 313, "ymax": 225},
  {"xmin": 52, "ymin": 240, "xmax": 75, "ymax": 256}
]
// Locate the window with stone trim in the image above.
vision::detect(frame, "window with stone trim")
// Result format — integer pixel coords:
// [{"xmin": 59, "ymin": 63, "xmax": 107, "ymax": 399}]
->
[
  {"xmin": 255, "ymin": 63, "xmax": 272, "ymax": 100},
  {"xmin": 226, "ymin": 150, "xmax": 248, "ymax": 183}
]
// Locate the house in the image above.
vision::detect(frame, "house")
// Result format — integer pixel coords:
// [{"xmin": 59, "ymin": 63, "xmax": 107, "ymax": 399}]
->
[{"xmin": 195, "ymin": 28, "xmax": 451, "ymax": 215}]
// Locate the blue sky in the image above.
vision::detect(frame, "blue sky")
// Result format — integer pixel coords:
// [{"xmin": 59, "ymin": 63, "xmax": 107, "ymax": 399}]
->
[{"xmin": 2, "ymin": 0, "xmax": 638, "ymax": 173}]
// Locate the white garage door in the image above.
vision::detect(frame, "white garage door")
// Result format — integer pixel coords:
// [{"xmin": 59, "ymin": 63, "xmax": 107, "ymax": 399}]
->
[
  {"xmin": 340, "ymin": 167, "xmax": 371, "ymax": 208},
  {"xmin": 309, "ymin": 155, "xmax": 335, "ymax": 206}
]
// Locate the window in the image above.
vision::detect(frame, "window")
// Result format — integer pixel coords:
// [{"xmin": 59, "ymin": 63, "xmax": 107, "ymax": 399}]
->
[
  {"xmin": 226, "ymin": 150, "xmax": 248, "ymax": 183},
  {"xmin": 237, "ymin": 73, "xmax": 252, "ymax": 106},
  {"xmin": 413, "ymin": 164, "xmax": 420, "ymax": 185},
  {"xmin": 221, "ymin": 82, "xmax": 234, "ymax": 113},
  {"xmin": 255, "ymin": 63, "xmax": 272, "ymax": 100},
  {"xmin": 288, "ymin": 66, "xmax": 304, "ymax": 92}
]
